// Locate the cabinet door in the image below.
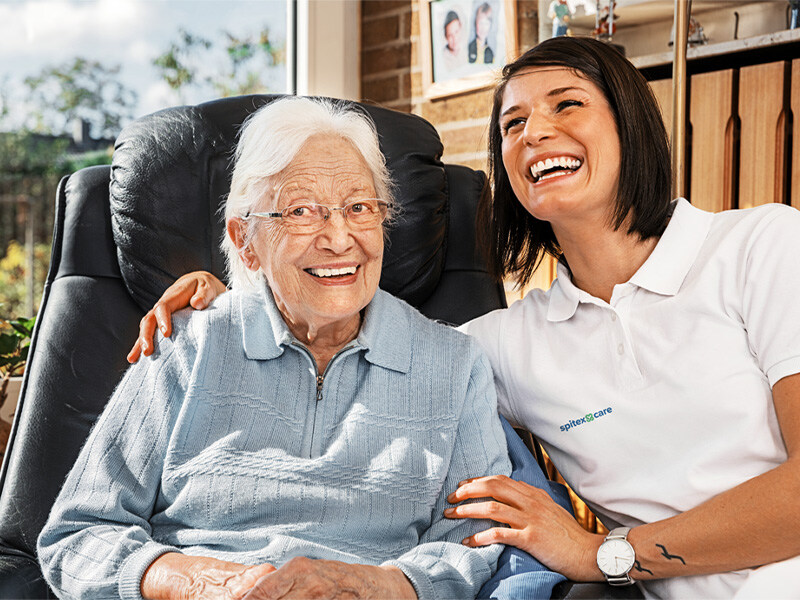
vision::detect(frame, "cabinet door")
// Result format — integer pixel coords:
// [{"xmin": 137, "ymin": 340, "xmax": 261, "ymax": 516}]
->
[
  {"xmin": 649, "ymin": 78, "xmax": 673, "ymax": 137},
  {"xmin": 793, "ymin": 60, "xmax": 800, "ymax": 210},
  {"xmin": 738, "ymin": 61, "xmax": 787, "ymax": 208},
  {"xmin": 690, "ymin": 70, "xmax": 735, "ymax": 212}
]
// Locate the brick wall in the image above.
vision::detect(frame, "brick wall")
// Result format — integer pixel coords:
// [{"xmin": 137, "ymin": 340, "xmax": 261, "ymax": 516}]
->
[
  {"xmin": 360, "ymin": 0, "xmax": 539, "ymax": 172},
  {"xmin": 361, "ymin": 1, "xmax": 415, "ymax": 113}
]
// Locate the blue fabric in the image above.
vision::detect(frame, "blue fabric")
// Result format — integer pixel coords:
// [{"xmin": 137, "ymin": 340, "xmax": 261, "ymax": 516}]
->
[{"xmin": 477, "ymin": 417, "xmax": 570, "ymax": 599}]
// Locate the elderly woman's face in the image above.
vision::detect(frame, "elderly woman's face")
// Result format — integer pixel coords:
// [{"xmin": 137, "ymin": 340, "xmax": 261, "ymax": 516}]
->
[
  {"xmin": 498, "ymin": 66, "xmax": 621, "ymax": 230},
  {"xmin": 248, "ymin": 134, "xmax": 384, "ymax": 335}
]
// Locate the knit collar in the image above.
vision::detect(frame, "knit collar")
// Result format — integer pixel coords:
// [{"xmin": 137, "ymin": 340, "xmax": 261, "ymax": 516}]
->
[
  {"xmin": 547, "ymin": 198, "xmax": 713, "ymax": 322},
  {"xmin": 239, "ymin": 282, "xmax": 411, "ymax": 373}
]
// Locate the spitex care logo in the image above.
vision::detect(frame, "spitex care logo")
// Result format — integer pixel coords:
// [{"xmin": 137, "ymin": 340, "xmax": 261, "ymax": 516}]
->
[{"xmin": 560, "ymin": 407, "xmax": 613, "ymax": 432}]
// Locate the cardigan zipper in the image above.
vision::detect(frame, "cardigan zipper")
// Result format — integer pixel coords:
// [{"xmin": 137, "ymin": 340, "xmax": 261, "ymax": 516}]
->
[
  {"xmin": 315, "ymin": 375, "xmax": 324, "ymax": 402},
  {"xmin": 291, "ymin": 342, "xmax": 357, "ymax": 457}
]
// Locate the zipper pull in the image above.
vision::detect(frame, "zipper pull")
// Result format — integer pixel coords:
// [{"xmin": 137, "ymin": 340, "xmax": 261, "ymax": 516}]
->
[{"xmin": 316, "ymin": 375, "xmax": 324, "ymax": 402}]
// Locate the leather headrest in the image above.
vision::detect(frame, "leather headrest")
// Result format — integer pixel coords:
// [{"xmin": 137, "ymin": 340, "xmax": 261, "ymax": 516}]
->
[{"xmin": 110, "ymin": 95, "xmax": 448, "ymax": 311}]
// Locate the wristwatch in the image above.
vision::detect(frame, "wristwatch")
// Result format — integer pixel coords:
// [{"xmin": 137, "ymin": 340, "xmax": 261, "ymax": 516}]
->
[{"xmin": 596, "ymin": 527, "xmax": 636, "ymax": 586}]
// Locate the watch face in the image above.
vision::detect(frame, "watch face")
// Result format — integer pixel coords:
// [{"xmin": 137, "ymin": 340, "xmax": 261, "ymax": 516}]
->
[{"xmin": 597, "ymin": 539, "xmax": 635, "ymax": 577}]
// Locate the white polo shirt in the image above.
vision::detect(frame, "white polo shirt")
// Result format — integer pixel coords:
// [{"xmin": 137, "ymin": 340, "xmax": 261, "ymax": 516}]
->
[{"xmin": 463, "ymin": 199, "xmax": 800, "ymax": 599}]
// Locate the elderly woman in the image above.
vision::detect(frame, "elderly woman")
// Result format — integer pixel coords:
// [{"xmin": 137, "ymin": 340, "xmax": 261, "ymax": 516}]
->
[
  {"xmin": 37, "ymin": 97, "xmax": 512, "ymax": 600},
  {"xmin": 136, "ymin": 38, "xmax": 800, "ymax": 598}
]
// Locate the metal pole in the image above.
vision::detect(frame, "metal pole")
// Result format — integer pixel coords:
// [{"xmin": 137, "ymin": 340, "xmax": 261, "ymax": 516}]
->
[
  {"xmin": 24, "ymin": 197, "xmax": 34, "ymax": 317},
  {"xmin": 671, "ymin": 0, "xmax": 689, "ymax": 199}
]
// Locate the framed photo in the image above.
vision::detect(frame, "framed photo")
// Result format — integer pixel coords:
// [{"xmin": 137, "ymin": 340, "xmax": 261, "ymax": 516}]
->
[{"xmin": 419, "ymin": 0, "xmax": 518, "ymax": 99}]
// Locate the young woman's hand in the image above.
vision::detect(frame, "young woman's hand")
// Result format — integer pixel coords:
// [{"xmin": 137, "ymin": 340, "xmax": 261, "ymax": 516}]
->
[
  {"xmin": 445, "ymin": 474, "xmax": 605, "ymax": 582},
  {"xmin": 127, "ymin": 271, "xmax": 227, "ymax": 363}
]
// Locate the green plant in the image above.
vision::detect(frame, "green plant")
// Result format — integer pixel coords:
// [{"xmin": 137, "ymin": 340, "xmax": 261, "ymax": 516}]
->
[
  {"xmin": 0, "ymin": 315, "xmax": 33, "ymax": 456},
  {"xmin": 0, "ymin": 240, "xmax": 51, "ymax": 319},
  {"xmin": 0, "ymin": 316, "xmax": 35, "ymax": 377}
]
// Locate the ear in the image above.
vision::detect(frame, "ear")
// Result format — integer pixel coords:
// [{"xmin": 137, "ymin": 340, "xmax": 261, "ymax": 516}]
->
[{"xmin": 227, "ymin": 218, "xmax": 261, "ymax": 272}]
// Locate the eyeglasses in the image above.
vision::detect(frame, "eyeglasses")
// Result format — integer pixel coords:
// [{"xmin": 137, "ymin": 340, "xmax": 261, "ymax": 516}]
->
[{"xmin": 246, "ymin": 199, "xmax": 391, "ymax": 234}]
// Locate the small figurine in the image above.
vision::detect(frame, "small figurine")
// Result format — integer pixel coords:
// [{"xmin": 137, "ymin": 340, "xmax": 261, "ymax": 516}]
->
[
  {"xmin": 669, "ymin": 16, "xmax": 708, "ymax": 47},
  {"xmin": 593, "ymin": 0, "xmax": 617, "ymax": 40},
  {"xmin": 548, "ymin": 0, "xmax": 574, "ymax": 38}
]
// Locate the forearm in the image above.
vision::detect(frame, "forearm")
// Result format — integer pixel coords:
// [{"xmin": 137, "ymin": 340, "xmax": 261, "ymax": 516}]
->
[
  {"xmin": 347, "ymin": 564, "xmax": 416, "ymax": 599},
  {"xmin": 625, "ymin": 458, "xmax": 800, "ymax": 581}
]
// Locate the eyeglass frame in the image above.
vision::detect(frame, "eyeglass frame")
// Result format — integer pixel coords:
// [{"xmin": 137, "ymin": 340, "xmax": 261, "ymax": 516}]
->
[{"xmin": 244, "ymin": 198, "xmax": 392, "ymax": 233}]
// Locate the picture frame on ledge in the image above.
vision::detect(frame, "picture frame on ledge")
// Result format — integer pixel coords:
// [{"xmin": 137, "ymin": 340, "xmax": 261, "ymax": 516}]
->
[{"xmin": 419, "ymin": 0, "xmax": 518, "ymax": 99}]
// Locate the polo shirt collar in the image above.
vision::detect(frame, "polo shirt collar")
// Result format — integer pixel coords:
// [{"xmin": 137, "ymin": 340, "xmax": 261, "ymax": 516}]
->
[
  {"xmin": 628, "ymin": 198, "xmax": 713, "ymax": 296},
  {"xmin": 546, "ymin": 198, "xmax": 713, "ymax": 322},
  {"xmin": 240, "ymin": 283, "xmax": 411, "ymax": 373},
  {"xmin": 547, "ymin": 260, "xmax": 581, "ymax": 322}
]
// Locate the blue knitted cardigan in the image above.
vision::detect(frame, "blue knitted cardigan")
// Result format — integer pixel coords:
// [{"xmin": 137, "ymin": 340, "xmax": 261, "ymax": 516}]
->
[{"xmin": 38, "ymin": 284, "xmax": 512, "ymax": 599}]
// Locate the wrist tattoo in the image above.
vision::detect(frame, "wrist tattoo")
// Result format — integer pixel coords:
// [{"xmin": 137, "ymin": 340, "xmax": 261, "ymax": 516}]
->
[
  {"xmin": 656, "ymin": 543, "xmax": 686, "ymax": 565},
  {"xmin": 633, "ymin": 560, "xmax": 653, "ymax": 576}
]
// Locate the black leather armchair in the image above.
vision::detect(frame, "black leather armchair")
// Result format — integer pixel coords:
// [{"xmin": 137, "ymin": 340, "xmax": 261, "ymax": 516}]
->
[
  {"xmin": 0, "ymin": 95, "xmax": 509, "ymax": 597},
  {"xmin": 0, "ymin": 95, "xmax": 637, "ymax": 599}
]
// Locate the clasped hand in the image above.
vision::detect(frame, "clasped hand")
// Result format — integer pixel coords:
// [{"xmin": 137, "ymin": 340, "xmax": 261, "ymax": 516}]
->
[
  {"xmin": 241, "ymin": 557, "xmax": 413, "ymax": 600},
  {"xmin": 143, "ymin": 554, "xmax": 415, "ymax": 600}
]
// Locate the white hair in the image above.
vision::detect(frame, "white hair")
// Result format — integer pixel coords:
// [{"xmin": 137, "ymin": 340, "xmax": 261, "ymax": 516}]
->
[{"xmin": 222, "ymin": 96, "xmax": 394, "ymax": 290}]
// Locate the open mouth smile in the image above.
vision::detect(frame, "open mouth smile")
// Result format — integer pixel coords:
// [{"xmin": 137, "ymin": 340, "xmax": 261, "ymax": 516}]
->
[
  {"xmin": 305, "ymin": 266, "xmax": 359, "ymax": 279},
  {"xmin": 530, "ymin": 156, "xmax": 582, "ymax": 183}
]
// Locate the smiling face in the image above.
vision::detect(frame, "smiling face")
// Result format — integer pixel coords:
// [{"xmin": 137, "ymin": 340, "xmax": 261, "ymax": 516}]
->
[
  {"xmin": 498, "ymin": 66, "xmax": 621, "ymax": 234},
  {"xmin": 235, "ymin": 134, "xmax": 384, "ymax": 339},
  {"xmin": 445, "ymin": 18, "xmax": 461, "ymax": 52}
]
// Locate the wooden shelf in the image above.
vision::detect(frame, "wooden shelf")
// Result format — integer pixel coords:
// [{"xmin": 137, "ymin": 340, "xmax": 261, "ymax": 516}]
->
[
  {"xmin": 631, "ymin": 27, "xmax": 800, "ymax": 70},
  {"xmin": 570, "ymin": 0, "xmax": 742, "ymax": 29}
]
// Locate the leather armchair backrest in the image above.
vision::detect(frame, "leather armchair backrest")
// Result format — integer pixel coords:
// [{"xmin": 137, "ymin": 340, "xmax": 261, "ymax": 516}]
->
[
  {"xmin": 0, "ymin": 97, "xmax": 505, "ymax": 598},
  {"xmin": 110, "ymin": 95, "xmax": 452, "ymax": 311}
]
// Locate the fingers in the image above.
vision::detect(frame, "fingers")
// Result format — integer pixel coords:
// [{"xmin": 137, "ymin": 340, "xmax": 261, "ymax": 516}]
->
[
  {"xmin": 445, "ymin": 500, "xmax": 525, "ymax": 529},
  {"xmin": 127, "ymin": 312, "xmax": 158, "ymax": 363},
  {"xmin": 447, "ymin": 474, "xmax": 538, "ymax": 508},
  {"xmin": 126, "ymin": 339, "xmax": 142, "ymax": 364},
  {"xmin": 461, "ymin": 526, "xmax": 521, "ymax": 548},
  {"xmin": 228, "ymin": 564, "xmax": 278, "ymax": 599},
  {"xmin": 153, "ymin": 302, "xmax": 173, "ymax": 337}
]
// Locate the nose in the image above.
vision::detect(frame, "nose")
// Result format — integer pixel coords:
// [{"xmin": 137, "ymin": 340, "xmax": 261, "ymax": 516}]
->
[
  {"xmin": 317, "ymin": 209, "xmax": 354, "ymax": 253},
  {"xmin": 522, "ymin": 111, "xmax": 556, "ymax": 145}
]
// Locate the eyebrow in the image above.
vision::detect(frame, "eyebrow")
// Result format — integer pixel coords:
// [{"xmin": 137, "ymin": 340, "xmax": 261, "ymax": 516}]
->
[{"xmin": 500, "ymin": 86, "xmax": 588, "ymax": 118}]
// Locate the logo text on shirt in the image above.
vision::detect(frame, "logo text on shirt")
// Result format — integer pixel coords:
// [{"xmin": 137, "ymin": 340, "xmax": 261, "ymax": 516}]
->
[{"xmin": 560, "ymin": 407, "xmax": 613, "ymax": 432}]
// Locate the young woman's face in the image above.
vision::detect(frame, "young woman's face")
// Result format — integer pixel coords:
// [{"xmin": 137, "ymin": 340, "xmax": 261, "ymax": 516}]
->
[{"xmin": 499, "ymin": 66, "xmax": 621, "ymax": 232}]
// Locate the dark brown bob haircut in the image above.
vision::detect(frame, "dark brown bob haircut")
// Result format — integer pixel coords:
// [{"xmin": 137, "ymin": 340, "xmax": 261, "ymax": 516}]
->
[{"xmin": 479, "ymin": 36, "xmax": 672, "ymax": 286}]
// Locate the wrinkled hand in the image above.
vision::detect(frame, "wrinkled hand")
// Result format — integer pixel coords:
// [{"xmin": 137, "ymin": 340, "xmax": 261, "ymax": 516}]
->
[
  {"xmin": 445, "ymin": 475, "xmax": 604, "ymax": 581},
  {"xmin": 242, "ymin": 557, "xmax": 416, "ymax": 600},
  {"xmin": 127, "ymin": 271, "xmax": 227, "ymax": 363},
  {"xmin": 141, "ymin": 553, "xmax": 276, "ymax": 600}
]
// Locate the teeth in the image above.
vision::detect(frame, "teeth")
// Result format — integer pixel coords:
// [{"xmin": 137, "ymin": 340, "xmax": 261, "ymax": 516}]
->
[
  {"xmin": 308, "ymin": 266, "xmax": 358, "ymax": 277},
  {"xmin": 529, "ymin": 156, "xmax": 582, "ymax": 181}
]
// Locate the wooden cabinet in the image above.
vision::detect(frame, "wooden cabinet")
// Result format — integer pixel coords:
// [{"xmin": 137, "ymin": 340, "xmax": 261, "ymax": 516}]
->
[{"xmin": 640, "ymin": 34, "xmax": 800, "ymax": 212}]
